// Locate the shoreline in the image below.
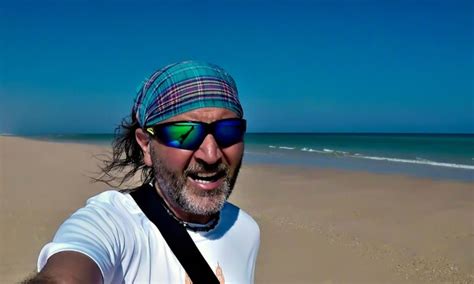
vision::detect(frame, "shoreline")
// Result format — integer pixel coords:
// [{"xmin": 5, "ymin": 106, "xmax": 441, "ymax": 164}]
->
[
  {"xmin": 5, "ymin": 135, "xmax": 474, "ymax": 183},
  {"xmin": 1, "ymin": 137, "xmax": 473, "ymax": 283}
]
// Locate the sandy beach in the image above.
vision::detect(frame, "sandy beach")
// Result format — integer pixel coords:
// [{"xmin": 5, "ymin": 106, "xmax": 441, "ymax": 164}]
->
[{"xmin": 1, "ymin": 136, "xmax": 473, "ymax": 283}]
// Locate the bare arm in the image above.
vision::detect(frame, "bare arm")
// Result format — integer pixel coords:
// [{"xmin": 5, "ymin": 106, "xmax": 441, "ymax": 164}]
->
[{"xmin": 24, "ymin": 251, "xmax": 102, "ymax": 284}]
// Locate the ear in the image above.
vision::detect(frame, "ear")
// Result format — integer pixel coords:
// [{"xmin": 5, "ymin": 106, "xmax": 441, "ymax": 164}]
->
[{"xmin": 135, "ymin": 128, "xmax": 153, "ymax": 167}]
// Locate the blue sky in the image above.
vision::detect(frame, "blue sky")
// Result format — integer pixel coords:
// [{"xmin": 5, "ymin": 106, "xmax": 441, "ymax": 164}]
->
[{"xmin": 1, "ymin": 0, "xmax": 472, "ymax": 134}]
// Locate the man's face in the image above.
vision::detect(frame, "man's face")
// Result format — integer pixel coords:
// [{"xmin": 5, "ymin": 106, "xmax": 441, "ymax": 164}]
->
[{"xmin": 148, "ymin": 107, "xmax": 244, "ymax": 216}]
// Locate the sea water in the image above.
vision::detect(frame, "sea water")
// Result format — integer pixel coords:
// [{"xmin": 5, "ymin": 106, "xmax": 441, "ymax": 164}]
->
[
  {"xmin": 244, "ymin": 133, "xmax": 473, "ymax": 182},
  {"xmin": 23, "ymin": 133, "xmax": 474, "ymax": 182}
]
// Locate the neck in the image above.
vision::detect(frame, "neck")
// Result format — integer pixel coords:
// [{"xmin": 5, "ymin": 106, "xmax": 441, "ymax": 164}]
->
[{"xmin": 153, "ymin": 181, "xmax": 215, "ymax": 224}]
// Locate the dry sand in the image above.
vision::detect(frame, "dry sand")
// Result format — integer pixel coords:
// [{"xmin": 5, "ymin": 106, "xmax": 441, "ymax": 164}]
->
[{"xmin": 1, "ymin": 137, "xmax": 473, "ymax": 283}]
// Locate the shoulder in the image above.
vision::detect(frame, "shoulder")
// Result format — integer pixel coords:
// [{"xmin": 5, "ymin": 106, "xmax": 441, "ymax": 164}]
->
[
  {"xmin": 80, "ymin": 190, "xmax": 141, "ymax": 216},
  {"xmin": 83, "ymin": 190, "xmax": 146, "ymax": 226},
  {"xmin": 53, "ymin": 190, "xmax": 134, "ymax": 233},
  {"xmin": 51, "ymin": 190, "xmax": 142, "ymax": 240},
  {"xmin": 221, "ymin": 202, "xmax": 260, "ymax": 238},
  {"xmin": 37, "ymin": 191, "xmax": 136, "ymax": 278},
  {"xmin": 85, "ymin": 190, "xmax": 132, "ymax": 207}
]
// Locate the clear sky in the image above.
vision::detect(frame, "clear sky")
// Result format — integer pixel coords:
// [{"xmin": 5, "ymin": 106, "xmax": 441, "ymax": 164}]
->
[{"xmin": 1, "ymin": 0, "xmax": 472, "ymax": 134}]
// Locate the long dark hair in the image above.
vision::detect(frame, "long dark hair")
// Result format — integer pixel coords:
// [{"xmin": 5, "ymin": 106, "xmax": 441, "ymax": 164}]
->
[{"xmin": 92, "ymin": 111, "xmax": 153, "ymax": 188}]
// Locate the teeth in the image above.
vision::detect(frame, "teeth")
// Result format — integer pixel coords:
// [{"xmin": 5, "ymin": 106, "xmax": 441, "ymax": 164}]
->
[
  {"xmin": 196, "ymin": 172, "xmax": 217, "ymax": 178},
  {"xmin": 190, "ymin": 172, "xmax": 224, "ymax": 184},
  {"xmin": 194, "ymin": 179, "xmax": 212, "ymax": 184}
]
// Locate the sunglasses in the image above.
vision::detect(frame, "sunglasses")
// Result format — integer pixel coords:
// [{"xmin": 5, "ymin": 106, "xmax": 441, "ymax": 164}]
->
[{"xmin": 146, "ymin": 118, "xmax": 246, "ymax": 150}]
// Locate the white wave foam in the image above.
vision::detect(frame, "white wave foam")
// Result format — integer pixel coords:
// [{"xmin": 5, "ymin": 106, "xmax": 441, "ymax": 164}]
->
[
  {"xmin": 354, "ymin": 155, "xmax": 474, "ymax": 170},
  {"xmin": 265, "ymin": 144, "xmax": 473, "ymax": 170},
  {"xmin": 301, "ymin": 147, "xmax": 325, "ymax": 153},
  {"xmin": 321, "ymin": 149, "xmax": 349, "ymax": 156},
  {"xmin": 333, "ymin": 150, "xmax": 349, "ymax": 156},
  {"xmin": 279, "ymin": 146, "xmax": 295, "ymax": 150}
]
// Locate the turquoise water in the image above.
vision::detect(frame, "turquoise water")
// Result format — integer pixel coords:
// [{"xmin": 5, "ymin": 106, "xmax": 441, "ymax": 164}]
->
[
  {"xmin": 22, "ymin": 133, "xmax": 474, "ymax": 181},
  {"xmin": 245, "ymin": 133, "xmax": 474, "ymax": 166},
  {"xmin": 244, "ymin": 133, "xmax": 473, "ymax": 182}
]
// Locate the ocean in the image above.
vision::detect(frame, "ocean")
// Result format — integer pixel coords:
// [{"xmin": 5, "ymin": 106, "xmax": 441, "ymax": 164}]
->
[{"xmin": 21, "ymin": 133, "xmax": 474, "ymax": 182}]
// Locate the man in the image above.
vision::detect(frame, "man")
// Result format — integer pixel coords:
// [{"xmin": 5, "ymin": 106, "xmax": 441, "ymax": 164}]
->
[{"xmin": 31, "ymin": 61, "xmax": 260, "ymax": 283}]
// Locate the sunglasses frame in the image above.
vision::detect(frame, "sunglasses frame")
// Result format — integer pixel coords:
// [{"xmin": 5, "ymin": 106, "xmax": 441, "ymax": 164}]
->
[{"xmin": 145, "ymin": 118, "xmax": 247, "ymax": 150}]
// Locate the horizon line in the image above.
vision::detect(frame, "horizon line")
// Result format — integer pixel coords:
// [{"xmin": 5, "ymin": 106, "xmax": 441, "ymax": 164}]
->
[{"xmin": 2, "ymin": 132, "xmax": 474, "ymax": 136}]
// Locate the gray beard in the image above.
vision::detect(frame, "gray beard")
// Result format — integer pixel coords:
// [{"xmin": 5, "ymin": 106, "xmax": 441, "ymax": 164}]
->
[{"xmin": 150, "ymin": 148, "xmax": 242, "ymax": 216}]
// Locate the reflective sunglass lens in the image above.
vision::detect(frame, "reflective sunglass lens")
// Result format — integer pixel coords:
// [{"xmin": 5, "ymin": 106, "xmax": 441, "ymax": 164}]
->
[
  {"xmin": 149, "ymin": 119, "xmax": 246, "ymax": 150},
  {"xmin": 162, "ymin": 123, "xmax": 205, "ymax": 150},
  {"xmin": 214, "ymin": 120, "xmax": 246, "ymax": 147}
]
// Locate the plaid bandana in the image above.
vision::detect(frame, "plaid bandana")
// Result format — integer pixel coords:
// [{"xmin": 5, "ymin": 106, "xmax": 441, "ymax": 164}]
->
[{"xmin": 133, "ymin": 60, "xmax": 243, "ymax": 128}]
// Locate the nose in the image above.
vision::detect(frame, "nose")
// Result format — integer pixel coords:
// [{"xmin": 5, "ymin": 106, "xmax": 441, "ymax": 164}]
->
[{"xmin": 193, "ymin": 134, "xmax": 223, "ymax": 165}]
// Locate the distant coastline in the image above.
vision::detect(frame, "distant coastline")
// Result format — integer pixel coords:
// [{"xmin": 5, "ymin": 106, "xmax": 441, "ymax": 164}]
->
[
  {"xmin": 3, "ymin": 132, "xmax": 474, "ymax": 135},
  {"xmin": 4, "ymin": 133, "xmax": 473, "ymax": 182}
]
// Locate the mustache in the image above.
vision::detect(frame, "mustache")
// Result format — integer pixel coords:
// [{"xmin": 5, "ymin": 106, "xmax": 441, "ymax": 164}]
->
[{"xmin": 184, "ymin": 162, "xmax": 229, "ymax": 176}]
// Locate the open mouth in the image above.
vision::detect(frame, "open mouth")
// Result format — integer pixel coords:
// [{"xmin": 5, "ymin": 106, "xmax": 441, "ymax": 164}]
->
[{"xmin": 188, "ymin": 171, "xmax": 226, "ymax": 184}]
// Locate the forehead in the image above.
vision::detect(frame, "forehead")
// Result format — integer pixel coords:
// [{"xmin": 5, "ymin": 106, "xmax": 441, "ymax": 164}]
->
[{"xmin": 163, "ymin": 107, "xmax": 239, "ymax": 123}]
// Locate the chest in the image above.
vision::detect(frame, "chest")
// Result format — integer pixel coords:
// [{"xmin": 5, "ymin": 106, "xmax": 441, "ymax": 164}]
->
[{"xmin": 116, "ymin": 223, "xmax": 253, "ymax": 284}]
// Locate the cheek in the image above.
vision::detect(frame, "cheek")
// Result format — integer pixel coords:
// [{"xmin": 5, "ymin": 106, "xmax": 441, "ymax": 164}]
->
[
  {"xmin": 222, "ymin": 142, "xmax": 244, "ymax": 168},
  {"xmin": 154, "ymin": 145, "xmax": 193, "ymax": 172}
]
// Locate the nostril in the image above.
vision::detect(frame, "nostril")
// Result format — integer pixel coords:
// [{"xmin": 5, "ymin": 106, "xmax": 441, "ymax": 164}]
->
[{"xmin": 194, "ymin": 155, "xmax": 223, "ymax": 167}]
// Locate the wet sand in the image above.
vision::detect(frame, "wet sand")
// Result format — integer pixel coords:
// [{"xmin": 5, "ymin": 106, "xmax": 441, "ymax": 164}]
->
[{"xmin": 1, "ymin": 137, "xmax": 473, "ymax": 283}]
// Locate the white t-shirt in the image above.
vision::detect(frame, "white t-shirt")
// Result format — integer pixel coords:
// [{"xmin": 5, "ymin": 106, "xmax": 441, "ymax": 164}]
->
[{"xmin": 38, "ymin": 190, "xmax": 260, "ymax": 284}]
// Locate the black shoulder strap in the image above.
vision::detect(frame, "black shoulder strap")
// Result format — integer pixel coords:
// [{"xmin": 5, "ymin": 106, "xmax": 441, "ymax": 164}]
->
[{"xmin": 130, "ymin": 183, "xmax": 219, "ymax": 284}]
